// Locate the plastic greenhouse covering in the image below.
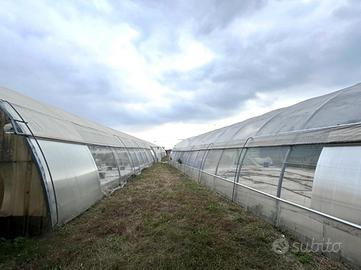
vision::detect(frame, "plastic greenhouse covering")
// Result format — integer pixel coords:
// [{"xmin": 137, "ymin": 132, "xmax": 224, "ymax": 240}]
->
[
  {"xmin": 170, "ymin": 83, "xmax": 361, "ymax": 267},
  {"xmin": 0, "ymin": 86, "xmax": 165, "ymax": 236},
  {"xmin": 174, "ymin": 83, "xmax": 361, "ymax": 150},
  {"xmin": 0, "ymin": 86, "xmax": 157, "ymax": 149}
]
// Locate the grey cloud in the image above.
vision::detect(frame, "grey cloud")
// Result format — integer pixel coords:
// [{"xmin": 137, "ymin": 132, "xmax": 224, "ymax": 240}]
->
[
  {"xmin": 0, "ymin": 1, "xmax": 147, "ymax": 125},
  {"xmin": 158, "ymin": 0, "xmax": 361, "ymax": 123},
  {"xmin": 0, "ymin": 0, "xmax": 361, "ymax": 130}
]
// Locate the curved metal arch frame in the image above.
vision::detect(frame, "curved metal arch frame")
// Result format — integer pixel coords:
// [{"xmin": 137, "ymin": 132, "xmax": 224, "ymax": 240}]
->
[
  {"xmin": 184, "ymin": 146, "xmax": 196, "ymax": 165},
  {"xmin": 132, "ymin": 141, "xmax": 147, "ymax": 170},
  {"xmin": 299, "ymin": 89, "xmax": 344, "ymax": 130},
  {"xmin": 139, "ymin": 145, "xmax": 152, "ymax": 167},
  {"xmin": 180, "ymin": 162, "xmax": 361, "ymax": 231},
  {"xmin": 175, "ymin": 142, "xmax": 327, "ymax": 208},
  {"xmin": 149, "ymin": 146, "xmax": 158, "ymax": 163},
  {"xmin": 214, "ymin": 148, "xmax": 225, "ymax": 176},
  {"xmin": 173, "ymin": 84, "xmax": 361, "ymax": 152},
  {"xmin": 0, "ymin": 100, "xmax": 59, "ymax": 226},
  {"xmin": 232, "ymin": 137, "xmax": 253, "ymax": 201},
  {"xmin": 114, "ymin": 135, "xmax": 137, "ymax": 174},
  {"xmin": 197, "ymin": 143, "xmax": 214, "ymax": 183}
]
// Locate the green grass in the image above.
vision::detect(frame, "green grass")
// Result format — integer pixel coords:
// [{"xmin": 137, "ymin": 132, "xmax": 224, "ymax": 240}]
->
[{"xmin": 0, "ymin": 163, "xmax": 350, "ymax": 270}]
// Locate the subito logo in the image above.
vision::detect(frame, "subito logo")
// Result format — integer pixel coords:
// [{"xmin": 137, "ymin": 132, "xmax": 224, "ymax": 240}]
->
[{"xmin": 272, "ymin": 236, "xmax": 289, "ymax": 255}]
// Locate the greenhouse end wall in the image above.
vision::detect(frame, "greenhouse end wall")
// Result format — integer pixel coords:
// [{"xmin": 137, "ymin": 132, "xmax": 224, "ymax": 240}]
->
[
  {"xmin": 0, "ymin": 119, "xmax": 157, "ymax": 237},
  {"xmin": 0, "ymin": 111, "xmax": 48, "ymax": 237}
]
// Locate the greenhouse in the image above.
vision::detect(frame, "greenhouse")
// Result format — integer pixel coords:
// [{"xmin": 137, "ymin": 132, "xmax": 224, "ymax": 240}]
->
[
  {"xmin": 0, "ymin": 86, "xmax": 165, "ymax": 237},
  {"xmin": 170, "ymin": 83, "xmax": 361, "ymax": 266}
]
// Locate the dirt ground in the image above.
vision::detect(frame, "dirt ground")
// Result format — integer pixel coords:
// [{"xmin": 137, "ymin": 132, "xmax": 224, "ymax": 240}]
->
[{"xmin": 0, "ymin": 163, "xmax": 351, "ymax": 269}]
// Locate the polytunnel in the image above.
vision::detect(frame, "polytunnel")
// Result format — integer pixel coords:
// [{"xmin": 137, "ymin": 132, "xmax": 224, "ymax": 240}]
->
[
  {"xmin": 170, "ymin": 82, "xmax": 361, "ymax": 267},
  {"xmin": 0, "ymin": 86, "xmax": 165, "ymax": 237}
]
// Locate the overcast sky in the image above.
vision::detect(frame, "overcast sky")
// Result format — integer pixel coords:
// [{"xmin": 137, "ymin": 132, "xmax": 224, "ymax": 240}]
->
[{"xmin": 1, "ymin": 0, "xmax": 360, "ymax": 148}]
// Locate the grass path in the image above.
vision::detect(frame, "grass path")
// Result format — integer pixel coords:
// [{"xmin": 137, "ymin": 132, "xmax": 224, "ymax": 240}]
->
[{"xmin": 0, "ymin": 163, "xmax": 350, "ymax": 269}]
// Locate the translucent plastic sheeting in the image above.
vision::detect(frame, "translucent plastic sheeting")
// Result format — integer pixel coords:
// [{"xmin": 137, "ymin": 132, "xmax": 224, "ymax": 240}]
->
[
  {"xmin": 312, "ymin": 146, "xmax": 361, "ymax": 225},
  {"xmin": 113, "ymin": 148, "xmax": 133, "ymax": 178},
  {"xmin": 203, "ymin": 150, "xmax": 223, "ymax": 174},
  {"xmin": 151, "ymin": 146, "xmax": 166, "ymax": 161},
  {"xmin": 174, "ymin": 83, "xmax": 361, "ymax": 150},
  {"xmin": 216, "ymin": 149, "xmax": 244, "ymax": 180},
  {"xmin": 144, "ymin": 150, "xmax": 150, "ymax": 164},
  {"xmin": 29, "ymin": 138, "xmax": 58, "ymax": 226},
  {"xmin": 188, "ymin": 152, "xmax": 196, "ymax": 164},
  {"xmin": 126, "ymin": 150, "xmax": 136, "ymax": 168},
  {"xmin": 140, "ymin": 150, "xmax": 148, "ymax": 164},
  {"xmin": 142, "ymin": 150, "xmax": 149, "ymax": 164},
  {"xmin": 150, "ymin": 149, "xmax": 156, "ymax": 161},
  {"xmin": 192, "ymin": 150, "xmax": 202, "ymax": 168},
  {"xmin": 238, "ymin": 147, "xmax": 289, "ymax": 196},
  {"xmin": 173, "ymin": 160, "xmax": 361, "ymax": 267},
  {"xmin": 144, "ymin": 150, "xmax": 151, "ymax": 164},
  {"xmin": 37, "ymin": 140, "xmax": 102, "ymax": 225},
  {"xmin": 182, "ymin": 152, "xmax": 191, "ymax": 165},
  {"xmin": 88, "ymin": 145, "xmax": 121, "ymax": 193},
  {"xmin": 0, "ymin": 87, "xmax": 159, "ymax": 150},
  {"xmin": 174, "ymin": 145, "xmax": 322, "ymax": 209},
  {"xmin": 130, "ymin": 149, "xmax": 140, "ymax": 170},
  {"xmin": 186, "ymin": 151, "xmax": 197, "ymax": 166},
  {"xmin": 280, "ymin": 145, "xmax": 322, "ymax": 207},
  {"xmin": 148, "ymin": 149, "xmax": 155, "ymax": 163},
  {"xmin": 170, "ymin": 145, "xmax": 361, "ymax": 266},
  {"xmin": 136, "ymin": 149, "xmax": 145, "ymax": 166}
]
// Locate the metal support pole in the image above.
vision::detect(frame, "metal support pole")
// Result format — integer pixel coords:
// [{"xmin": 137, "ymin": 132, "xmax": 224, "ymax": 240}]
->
[
  {"xmin": 197, "ymin": 143, "xmax": 213, "ymax": 183},
  {"xmin": 277, "ymin": 146, "xmax": 292, "ymax": 198},
  {"xmin": 232, "ymin": 137, "xmax": 253, "ymax": 202},
  {"xmin": 1, "ymin": 100, "xmax": 59, "ymax": 225},
  {"xmin": 114, "ymin": 136, "xmax": 136, "ymax": 174},
  {"xmin": 275, "ymin": 146, "xmax": 292, "ymax": 226},
  {"xmin": 214, "ymin": 149, "xmax": 226, "ymax": 176}
]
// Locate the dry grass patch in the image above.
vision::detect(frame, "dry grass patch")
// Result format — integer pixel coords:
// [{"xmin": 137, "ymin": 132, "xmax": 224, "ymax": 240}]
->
[{"xmin": 0, "ymin": 163, "xmax": 351, "ymax": 270}]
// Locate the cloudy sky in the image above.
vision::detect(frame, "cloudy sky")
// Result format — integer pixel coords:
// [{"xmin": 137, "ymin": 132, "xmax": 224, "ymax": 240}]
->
[{"xmin": 0, "ymin": 0, "xmax": 360, "ymax": 148}]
